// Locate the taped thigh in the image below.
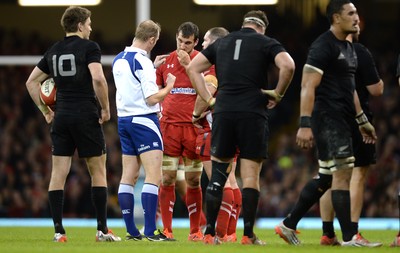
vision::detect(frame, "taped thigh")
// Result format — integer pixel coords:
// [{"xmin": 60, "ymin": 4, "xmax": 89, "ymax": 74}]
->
[{"xmin": 334, "ymin": 156, "xmax": 355, "ymax": 170}]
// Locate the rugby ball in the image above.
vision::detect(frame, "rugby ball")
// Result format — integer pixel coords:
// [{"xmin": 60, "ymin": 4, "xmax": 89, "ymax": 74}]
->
[{"xmin": 40, "ymin": 78, "xmax": 56, "ymax": 106}]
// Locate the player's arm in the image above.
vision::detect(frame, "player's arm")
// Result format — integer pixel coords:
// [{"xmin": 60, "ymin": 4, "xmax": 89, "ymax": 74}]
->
[
  {"xmin": 354, "ymin": 90, "xmax": 377, "ymax": 144},
  {"xmin": 186, "ymin": 53, "xmax": 214, "ymax": 107},
  {"xmin": 26, "ymin": 66, "xmax": 54, "ymax": 123},
  {"xmin": 366, "ymin": 79, "xmax": 384, "ymax": 96},
  {"xmin": 262, "ymin": 52, "xmax": 295, "ymax": 109},
  {"xmin": 89, "ymin": 62, "xmax": 110, "ymax": 124},
  {"xmin": 296, "ymin": 64, "xmax": 321, "ymax": 149},
  {"xmin": 147, "ymin": 73, "xmax": 176, "ymax": 106}
]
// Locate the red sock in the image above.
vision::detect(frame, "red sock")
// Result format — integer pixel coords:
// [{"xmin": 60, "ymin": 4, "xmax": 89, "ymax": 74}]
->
[
  {"xmin": 227, "ymin": 187, "xmax": 242, "ymax": 235},
  {"xmin": 183, "ymin": 191, "xmax": 206, "ymax": 227},
  {"xmin": 216, "ymin": 187, "xmax": 234, "ymax": 237},
  {"xmin": 159, "ymin": 184, "xmax": 175, "ymax": 232},
  {"xmin": 186, "ymin": 187, "xmax": 202, "ymax": 234}
]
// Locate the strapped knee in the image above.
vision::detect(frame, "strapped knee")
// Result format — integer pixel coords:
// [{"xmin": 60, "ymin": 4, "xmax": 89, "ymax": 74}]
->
[
  {"xmin": 334, "ymin": 156, "xmax": 355, "ymax": 170},
  {"xmin": 162, "ymin": 155, "xmax": 179, "ymax": 171}
]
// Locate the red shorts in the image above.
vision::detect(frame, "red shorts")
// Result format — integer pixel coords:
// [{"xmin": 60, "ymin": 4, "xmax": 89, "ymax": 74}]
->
[
  {"xmin": 160, "ymin": 122, "xmax": 198, "ymax": 160},
  {"xmin": 195, "ymin": 131, "xmax": 211, "ymax": 161}
]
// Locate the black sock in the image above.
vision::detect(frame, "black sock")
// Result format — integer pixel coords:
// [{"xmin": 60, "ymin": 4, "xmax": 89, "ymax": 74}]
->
[
  {"xmin": 351, "ymin": 222, "xmax": 358, "ymax": 235},
  {"xmin": 204, "ymin": 161, "xmax": 230, "ymax": 236},
  {"xmin": 284, "ymin": 175, "xmax": 330, "ymax": 229},
  {"xmin": 332, "ymin": 190, "xmax": 352, "ymax": 241},
  {"xmin": 242, "ymin": 188, "xmax": 259, "ymax": 237},
  {"xmin": 92, "ymin": 187, "xmax": 108, "ymax": 233},
  {"xmin": 48, "ymin": 190, "xmax": 65, "ymax": 234},
  {"xmin": 322, "ymin": 221, "xmax": 335, "ymax": 238}
]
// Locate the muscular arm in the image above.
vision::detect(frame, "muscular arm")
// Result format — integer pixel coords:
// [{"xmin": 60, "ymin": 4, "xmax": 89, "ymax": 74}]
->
[
  {"xmin": 299, "ymin": 64, "xmax": 322, "ymax": 117},
  {"xmin": 26, "ymin": 66, "xmax": 54, "ymax": 123},
  {"xmin": 146, "ymin": 73, "xmax": 176, "ymax": 106},
  {"xmin": 186, "ymin": 53, "xmax": 214, "ymax": 105},
  {"xmin": 274, "ymin": 51, "xmax": 295, "ymax": 96},
  {"xmin": 366, "ymin": 79, "xmax": 384, "ymax": 96},
  {"xmin": 88, "ymin": 62, "xmax": 110, "ymax": 123}
]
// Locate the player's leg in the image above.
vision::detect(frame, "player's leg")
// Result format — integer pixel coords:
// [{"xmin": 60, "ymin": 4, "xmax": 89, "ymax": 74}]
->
[
  {"xmin": 319, "ymin": 189, "xmax": 340, "ymax": 245},
  {"xmin": 184, "ymin": 158, "xmax": 204, "ymax": 241},
  {"xmin": 227, "ymin": 160, "xmax": 241, "ymax": 242},
  {"xmin": 236, "ymin": 113, "xmax": 266, "ymax": 245},
  {"xmin": 216, "ymin": 165, "xmax": 234, "ymax": 240},
  {"xmin": 48, "ymin": 155, "xmax": 72, "ymax": 242},
  {"xmin": 49, "ymin": 115, "xmax": 74, "ymax": 242},
  {"xmin": 159, "ymin": 122, "xmax": 181, "ymax": 238},
  {"xmin": 160, "ymin": 156, "xmax": 178, "ymax": 237}
]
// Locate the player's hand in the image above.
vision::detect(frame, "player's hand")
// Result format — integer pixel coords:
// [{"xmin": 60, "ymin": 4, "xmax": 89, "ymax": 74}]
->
[
  {"xmin": 99, "ymin": 109, "xmax": 110, "ymax": 124},
  {"xmin": 43, "ymin": 109, "xmax": 54, "ymax": 124},
  {"xmin": 296, "ymin": 127, "xmax": 314, "ymax": 149},
  {"xmin": 177, "ymin": 50, "xmax": 190, "ymax": 67},
  {"xmin": 262, "ymin": 89, "xmax": 283, "ymax": 109},
  {"xmin": 359, "ymin": 122, "xmax": 377, "ymax": 144},
  {"xmin": 165, "ymin": 73, "xmax": 176, "ymax": 89},
  {"xmin": 153, "ymin": 54, "xmax": 169, "ymax": 68}
]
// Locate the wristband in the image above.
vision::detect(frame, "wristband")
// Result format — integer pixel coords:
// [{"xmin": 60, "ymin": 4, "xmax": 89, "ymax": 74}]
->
[
  {"xmin": 299, "ymin": 116, "xmax": 312, "ymax": 128},
  {"xmin": 38, "ymin": 104, "xmax": 49, "ymax": 114},
  {"xmin": 207, "ymin": 97, "xmax": 215, "ymax": 108},
  {"xmin": 355, "ymin": 111, "xmax": 368, "ymax": 125},
  {"xmin": 275, "ymin": 91, "xmax": 284, "ymax": 99},
  {"xmin": 192, "ymin": 113, "xmax": 200, "ymax": 119}
]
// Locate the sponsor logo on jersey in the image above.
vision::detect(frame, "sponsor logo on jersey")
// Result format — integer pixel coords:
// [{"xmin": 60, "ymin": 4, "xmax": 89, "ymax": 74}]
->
[
  {"xmin": 170, "ymin": 87, "xmax": 196, "ymax": 94},
  {"xmin": 167, "ymin": 64, "xmax": 174, "ymax": 68}
]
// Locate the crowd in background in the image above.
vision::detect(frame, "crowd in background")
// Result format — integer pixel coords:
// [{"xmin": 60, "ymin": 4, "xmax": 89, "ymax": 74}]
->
[{"xmin": 0, "ymin": 8, "xmax": 399, "ymax": 220}]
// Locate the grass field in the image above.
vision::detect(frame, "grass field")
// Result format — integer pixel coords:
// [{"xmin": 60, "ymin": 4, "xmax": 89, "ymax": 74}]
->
[{"xmin": 0, "ymin": 227, "xmax": 398, "ymax": 253}]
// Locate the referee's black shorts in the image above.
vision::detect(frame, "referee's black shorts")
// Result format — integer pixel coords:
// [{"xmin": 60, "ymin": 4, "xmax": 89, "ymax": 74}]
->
[
  {"xmin": 211, "ymin": 112, "xmax": 269, "ymax": 160},
  {"xmin": 51, "ymin": 112, "xmax": 106, "ymax": 158}
]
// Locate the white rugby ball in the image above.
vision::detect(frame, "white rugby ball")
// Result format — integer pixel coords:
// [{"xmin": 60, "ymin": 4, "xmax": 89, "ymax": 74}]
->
[{"xmin": 40, "ymin": 78, "xmax": 56, "ymax": 106}]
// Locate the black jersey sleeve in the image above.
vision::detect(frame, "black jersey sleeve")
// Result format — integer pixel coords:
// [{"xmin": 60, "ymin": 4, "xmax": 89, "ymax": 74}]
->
[
  {"xmin": 354, "ymin": 43, "xmax": 380, "ymax": 87},
  {"xmin": 306, "ymin": 38, "xmax": 335, "ymax": 73},
  {"xmin": 86, "ymin": 41, "xmax": 102, "ymax": 64}
]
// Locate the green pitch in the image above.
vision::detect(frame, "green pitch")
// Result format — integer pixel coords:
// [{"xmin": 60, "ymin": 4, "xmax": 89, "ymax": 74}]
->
[{"xmin": 0, "ymin": 227, "xmax": 397, "ymax": 253}]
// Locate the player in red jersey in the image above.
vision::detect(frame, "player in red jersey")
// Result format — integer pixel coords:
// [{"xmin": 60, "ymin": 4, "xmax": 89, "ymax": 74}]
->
[{"xmin": 156, "ymin": 21, "xmax": 215, "ymax": 241}]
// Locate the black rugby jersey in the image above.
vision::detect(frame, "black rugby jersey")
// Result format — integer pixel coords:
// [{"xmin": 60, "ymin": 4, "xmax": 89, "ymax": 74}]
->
[
  {"xmin": 201, "ymin": 27, "xmax": 286, "ymax": 118},
  {"xmin": 37, "ymin": 35, "xmax": 101, "ymax": 114},
  {"xmin": 354, "ymin": 43, "xmax": 380, "ymax": 118},
  {"xmin": 307, "ymin": 30, "xmax": 357, "ymax": 118}
]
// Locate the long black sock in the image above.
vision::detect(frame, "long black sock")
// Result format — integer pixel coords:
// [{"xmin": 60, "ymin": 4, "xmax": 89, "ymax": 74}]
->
[
  {"xmin": 204, "ymin": 161, "xmax": 230, "ymax": 236},
  {"xmin": 351, "ymin": 222, "xmax": 358, "ymax": 236},
  {"xmin": 284, "ymin": 174, "xmax": 331, "ymax": 229},
  {"xmin": 92, "ymin": 187, "xmax": 108, "ymax": 233},
  {"xmin": 242, "ymin": 188, "xmax": 259, "ymax": 237},
  {"xmin": 332, "ymin": 190, "xmax": 352, "ymax": 241},
  {"xmin": 322, "ymin": 221, "xmax": 335, "ymax": 238},
  {"xmin": 48, "ymin": 190, "xmax": 65, "ymax": 234}
]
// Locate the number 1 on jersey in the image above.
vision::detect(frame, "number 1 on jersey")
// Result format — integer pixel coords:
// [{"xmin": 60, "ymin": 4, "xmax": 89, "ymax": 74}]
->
[{"xmin": 233, "ymin": 39, "xmax": 242, "ymax": 60}]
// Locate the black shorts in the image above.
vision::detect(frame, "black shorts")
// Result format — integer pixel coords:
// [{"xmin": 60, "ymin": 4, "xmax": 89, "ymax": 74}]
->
[
  {"xmin": 211, "ymin": 112, "xmax": 268, "ymax": 159},
  {"xmin": 352, "ymin": 120, "xmax": 376, "ymax": 167},
  {"xmin": 51, "ymin": 112, "xmax": 106, "ymax": 158},
  {"xmin": 312, "ymin": 111, "xmax": 354, "ymax": 161}
]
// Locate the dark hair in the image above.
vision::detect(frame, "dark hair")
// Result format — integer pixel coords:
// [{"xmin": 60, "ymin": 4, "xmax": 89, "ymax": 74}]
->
[
  {"xmin": 326, "ymin": 0, "xmax": 352, "ymax": 24},
  {"xmin": 61, "ymin": 6, "xmax": 91, "ymax": 33},
  {"xmin": 207, "ymin": 27, "xmax": 229, "ymax": 41},
  {"xmin": 177, "ymin": 22, "xmax": 199, "ymax": 41},
  {"xmin": 243, "ymin": 10, "xmax": 269, "ymax": 29}
]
